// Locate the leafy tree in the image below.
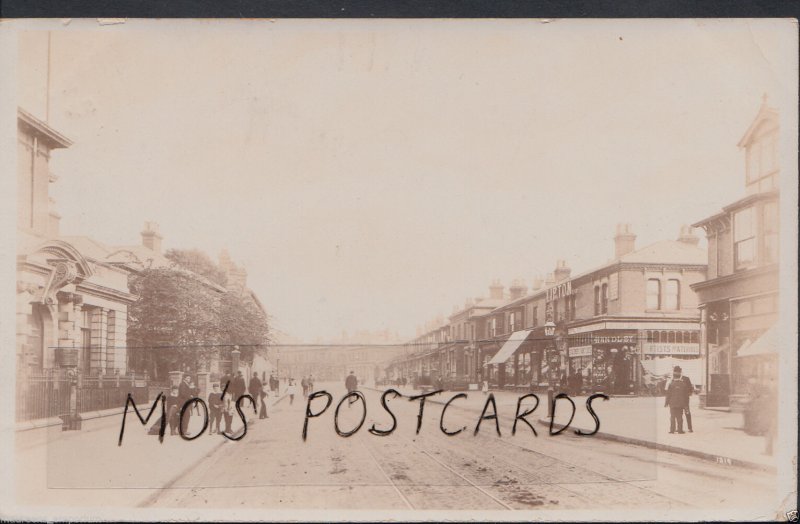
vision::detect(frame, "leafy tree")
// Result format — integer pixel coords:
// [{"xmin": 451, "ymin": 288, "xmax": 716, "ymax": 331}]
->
[
  {"xmin": 126, "ymin": 251, "xmax": 271, "ymax": 381},
  {"xmin": 218, "ymin": 290, "xmax": 272, "ymax": 364},
  {"xmin": 127, "ymin": 268, "xmax": 224, "ymax": 381},
  {"xmin": 164, "ymin": 248, "xmax": 228, "ymax": 287}
]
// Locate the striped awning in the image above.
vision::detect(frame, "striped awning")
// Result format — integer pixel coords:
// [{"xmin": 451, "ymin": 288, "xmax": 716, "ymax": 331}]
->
[{"xmin": 486, "ymin": 330, "xmax": 533, "ymax": 366}]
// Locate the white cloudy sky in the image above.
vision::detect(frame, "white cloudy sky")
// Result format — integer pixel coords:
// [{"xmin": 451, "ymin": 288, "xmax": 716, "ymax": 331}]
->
[{"xmin": 16, "ymin": 19, "xmax": 796, "ymax": 342}]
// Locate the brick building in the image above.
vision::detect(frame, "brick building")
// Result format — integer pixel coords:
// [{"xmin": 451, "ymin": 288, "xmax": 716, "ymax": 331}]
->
[
  {"xmin": 691, "ymin": 98, "xmax": 781, "ymax": 408},
  {"xmin": 389, "ymin": 224, "xmax": 708, "ymax": 396}
]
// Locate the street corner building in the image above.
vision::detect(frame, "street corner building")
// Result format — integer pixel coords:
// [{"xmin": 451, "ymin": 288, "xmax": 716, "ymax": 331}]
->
[
  {"xmin": 14, "ymin": 107, "xmax": 272, "ymax": 424},
  {"xmin": 16, "ymin": 108, "xmax": 137, "ymax": 374},
  {"xmin": 15, "ymin": 108, "xmax": 147, "ymax": 423},
  {"xmin": 691, "ymin": 98, "xmax": 781, "ymax": 413}
]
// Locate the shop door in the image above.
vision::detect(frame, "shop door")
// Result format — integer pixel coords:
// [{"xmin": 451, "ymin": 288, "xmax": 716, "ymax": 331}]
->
[{"xmin": 706, "ymin": 374, "xmax": 730, "ymax": 407}]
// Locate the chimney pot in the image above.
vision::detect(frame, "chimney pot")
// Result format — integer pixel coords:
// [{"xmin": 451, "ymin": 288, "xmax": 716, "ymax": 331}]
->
[
  {"xmin": 614, "ymin": 223, "xmax": 636, "ymax": 259},
  {"xmin": 678, "ymin": 225, "xmax": 700, "ymax": 245},
  {"xmin": 554, "ymin": 260, "xmax": 572, "ymax": 282},
  {"xmin": 489, "ymin": 280, "xmax": 505, "ymax": 300},
  {"xmin": 141, "ymin": 221, "xmax": 163, "ymax": 254}
]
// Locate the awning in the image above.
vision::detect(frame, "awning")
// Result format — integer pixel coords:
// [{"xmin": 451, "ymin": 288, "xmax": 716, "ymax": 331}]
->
[
  {"xmin": 486, "ymin": 330, "xmax": 532, "ymax": 366},
  {"xmin": 737, "ymin": 326, "xmax": 779, "ymax": 358},
  {"xmin": 640, "ymin": 357, "xmax": 702, "ymax": 386}
]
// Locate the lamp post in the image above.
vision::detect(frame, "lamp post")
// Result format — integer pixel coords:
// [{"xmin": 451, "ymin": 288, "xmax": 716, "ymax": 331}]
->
[{"xmin": 544, "ymin": 320, "xmax": 557, "ymax": 417}]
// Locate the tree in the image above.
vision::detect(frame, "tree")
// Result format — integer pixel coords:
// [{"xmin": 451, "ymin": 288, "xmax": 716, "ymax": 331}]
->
[
  {"xmin": 218, "ymin": 290, "xmax": 272, "ymax": 364},
  {"xmin": 127, "ymin": 252, "xmax": 271, "ymax": 381},
  {"xmin": 164, "ymin": 248, "xmax": 228, "ymax": 287},
  {"xmin": 127, "ymin": 267, "xmax": 224, "ymax": 381}
]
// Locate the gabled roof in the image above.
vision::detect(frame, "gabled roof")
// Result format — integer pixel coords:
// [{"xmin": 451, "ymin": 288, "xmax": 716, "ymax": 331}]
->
[
  {"xmin": 59, "ymin": 236, "xmax": 113, "ymax": 260},
  {"xmin": 617, "ymin": 239, "xmax": 706, "ymax": 266},
  {"xmin": 737, "ymin": 99, "xmax": 779, "ymax": 148}
]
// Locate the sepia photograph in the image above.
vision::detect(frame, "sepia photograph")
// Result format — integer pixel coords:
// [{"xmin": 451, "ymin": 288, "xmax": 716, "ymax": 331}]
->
[{"xmin": 0, "ymin": 17, "xmax": 797, "ymax": 522}]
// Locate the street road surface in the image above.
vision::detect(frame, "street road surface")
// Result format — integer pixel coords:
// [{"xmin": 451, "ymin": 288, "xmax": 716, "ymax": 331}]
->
[{"xmin": 143, "ymin": 382, "xmax": 775, "ymax": 511}]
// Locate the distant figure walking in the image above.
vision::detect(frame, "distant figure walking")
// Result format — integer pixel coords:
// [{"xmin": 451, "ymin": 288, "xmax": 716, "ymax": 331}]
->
[
  {"xmin": 665, "ymin": 365, "xmax": 693, "ymax": 434},
  {"xmin": 286, "ymin": 379, "xmax": 297, "ymax": 405},
  {"xmin": 345, "ymin": 370, "xmax": 358, "ymax": 407},
  {"xmin": 248, "ymin": 372, "xmax": 263, "ymax": 412},
  {"xmin": 301, "ymin": 376, "xmax": 309, "ymax": 398},
  {"xmin": 259, "ymin": 387, "xmax": 269, "ymax": 419}
]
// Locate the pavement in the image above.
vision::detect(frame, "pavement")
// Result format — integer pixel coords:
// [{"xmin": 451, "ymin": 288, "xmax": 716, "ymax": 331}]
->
[
  {"xmin": 365, "ymin": 385, "xmax": 777, "ymax": 472},
  {"xmin": 12, "ymin": 391, "xmax": 286, "ymax": 511}
]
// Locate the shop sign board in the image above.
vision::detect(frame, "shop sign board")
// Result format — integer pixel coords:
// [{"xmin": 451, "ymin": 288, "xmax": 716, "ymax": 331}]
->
[
  {"xmin": 592, "ymin": 333, "xmax": 637, "ymax": 345},
  {"xmin": 568, "ymin": 345, "xmax": 593, "ymax": 357},
  {"xmin": 546, "ymin": 280, "xmax": 574, "ymax": 302},
  {"xmin": 643, "ymin": 343, "xmax": 700, "ymax": 355}
]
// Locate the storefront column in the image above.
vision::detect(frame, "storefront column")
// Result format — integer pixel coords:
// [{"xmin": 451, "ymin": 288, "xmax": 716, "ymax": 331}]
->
[{"xmin": 57, "ymin": 293, "xmax": 80, "ymax": 368}]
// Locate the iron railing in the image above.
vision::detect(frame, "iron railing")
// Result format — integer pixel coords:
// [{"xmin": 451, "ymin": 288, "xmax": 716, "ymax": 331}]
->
[{"xmin": 16, "ymin": 370, "xmax": 149, "ymax": 422}]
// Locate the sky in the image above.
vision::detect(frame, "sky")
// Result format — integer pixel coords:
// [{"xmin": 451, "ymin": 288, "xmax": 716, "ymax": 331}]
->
[{"xmin": 16, "ymin": 19, "xmax": 797, "ymax": 343}]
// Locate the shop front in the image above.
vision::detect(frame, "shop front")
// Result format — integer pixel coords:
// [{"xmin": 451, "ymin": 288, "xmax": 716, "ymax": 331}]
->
[
  {"xmin": 566, "ymin": 331, "xmax": 638, "ymax": 395},
  {"xmin": 640, "ymin": 329, "xmax": 702, "ymax": 394}
]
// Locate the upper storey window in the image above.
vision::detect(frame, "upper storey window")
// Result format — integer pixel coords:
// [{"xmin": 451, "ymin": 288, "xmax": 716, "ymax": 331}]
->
[
  {"xmin": 734, "ymin": 207, "xmax": 756, "ymax": 270},
  {"xmin": 746, "ymin": 130, "xmax": 778, "ymax": 193}
]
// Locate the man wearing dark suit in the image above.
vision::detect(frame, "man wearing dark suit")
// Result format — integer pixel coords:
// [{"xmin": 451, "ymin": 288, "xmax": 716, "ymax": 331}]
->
[
  {"xmin": 207, "ymin": 383, "xmax": 223, "ymax": 434},
  {"xmin": 248, "ymin": 372, "xmax": 263, "ymax": 411},
  {"xmin": 231, "ymin": 370, "xmax": 247, "ymax": 401},
  {"xmin": 664, "ymin": 365, "xmax": 693, "ymax": 434},
  {"xmin": 177, "ymin": 374, "xmax": 197, "ymax": 435}
]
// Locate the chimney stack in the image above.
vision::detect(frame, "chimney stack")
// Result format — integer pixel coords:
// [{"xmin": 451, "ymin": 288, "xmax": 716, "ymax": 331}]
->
[
  {"xmin": 553, "ymin": 259, "xmax": 571, "ymax": 282},
  {"xmin": 489, "ymin": 279, "xmax": 504, "ymax": 300},
  {"xmin": 677, "ymin": 225, "xmax": 700, "ymax": 246},
  {"xmin": 509, "ymin": 278, "xmax": 528, "ymax": 300},
  {"xmin": 141, "ymin": 221, "xmax": 163, "ymax": 253},
  {"xmin": 614, "ymin": 223, "xmax": 636, "ymax": 259}
]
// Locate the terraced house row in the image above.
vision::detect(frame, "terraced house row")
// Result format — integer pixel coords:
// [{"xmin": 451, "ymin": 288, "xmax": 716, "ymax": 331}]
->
[
  {"xmin": 387, "ymin": 98, "xmax": 782, "ymax": 407},
  {"xmin": 389, "ymin": 224, "xmax": 707, "ymax": 397}
]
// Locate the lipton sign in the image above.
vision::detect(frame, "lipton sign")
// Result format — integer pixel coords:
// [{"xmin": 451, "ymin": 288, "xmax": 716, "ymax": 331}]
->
[{"xmin": 546, "ymin": 280, "xmax": 574, "ymax": 302}]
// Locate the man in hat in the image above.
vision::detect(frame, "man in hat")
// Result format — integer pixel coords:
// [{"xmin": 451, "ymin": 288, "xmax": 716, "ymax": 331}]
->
[
  {"xmin": 207, "ymin": 383, "xmax": 223, "ymax": 434},
  {"xmin": 231, "ymin": 370, "xmax": 247, "ymax": 402},
  {"xmin": 664, "ymin": 365, "xmax": 693, "ymax": 434}
]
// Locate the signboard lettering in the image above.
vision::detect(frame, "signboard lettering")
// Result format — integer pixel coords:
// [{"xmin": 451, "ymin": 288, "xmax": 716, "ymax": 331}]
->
[
  {"xmin": 643, "ymin": 343, "xmax": 700, "ymax": 355},
  {"xmin": 546, "ymin": 281, "xmax": 574, "ymax": 302}
]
